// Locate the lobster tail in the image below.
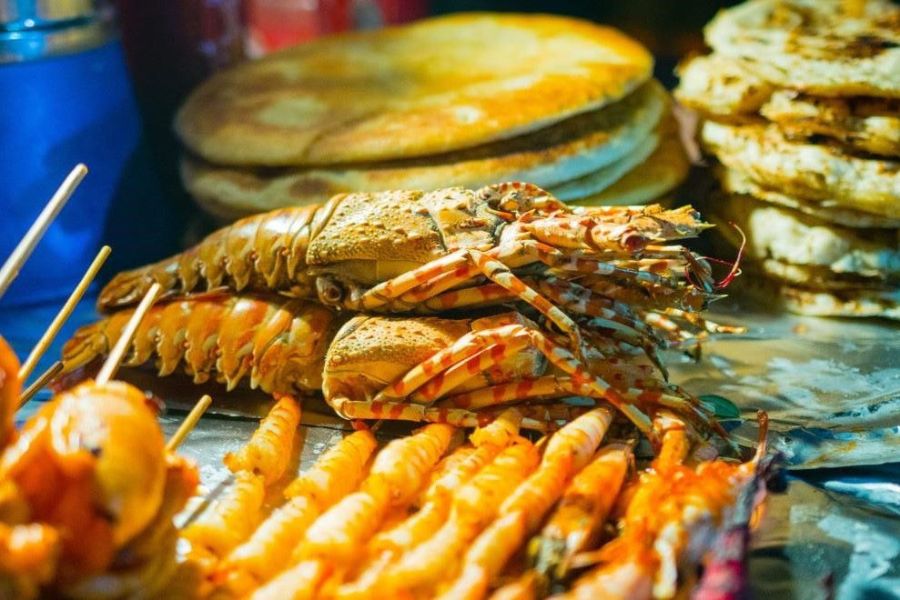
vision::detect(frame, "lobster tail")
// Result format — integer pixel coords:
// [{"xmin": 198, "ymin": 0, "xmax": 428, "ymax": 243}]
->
[
  {"xmin": 61, "ymin": 319, "xmax": 115, "ymax": 374},
  {"xmin": 98, "ymin": 258, "xmax": 181, "ymax": 312}
]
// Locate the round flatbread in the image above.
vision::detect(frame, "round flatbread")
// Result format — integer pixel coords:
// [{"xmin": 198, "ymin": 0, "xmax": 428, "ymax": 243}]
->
[
  {"xmin": 701, "ymin": 120, "xmax": 900, "ymax": 218},
  {"xmin": 706, "ymin": 193, "xmax": 899, "ymax": 281},
  {"xmin": 705, "ymin": 0, "xmax": 900, "ymax": 98},
  {"xmin": 570, "ymin": 125, "xmax": 689, "ymax": 206},
  {"xmin": 716, "ymin": 166, "xmax": 900, "ymax": 228},
  {"xmin": 551, "ymin": 121, "xmax": 659, "ymax": 201},
  {"xmin": 760, "ymin": 91, "xmax": 900, "ymax": 157},
  {"xmin": 177, "ymin": 13, "xmax": 653, "ymax": 166},
  {"xmin": 675, "ymin": 54, "xmax": 774, "ymax": 117},
  {"xmin": 676, "ymin": 53, "xmax": 900, "ymax": 156},
  {"xmin": 183, "ymin": 81, "xmax": 667, "ymax": 220}
]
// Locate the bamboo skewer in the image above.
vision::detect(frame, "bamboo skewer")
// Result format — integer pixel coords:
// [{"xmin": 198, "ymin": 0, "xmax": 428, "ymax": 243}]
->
[
  {"xmin": 95, "ymin": 282, "xmax": 162, "ymax": 385},
  {"xmin": 0, "ymin": 164, "xmax": 88, "ymax": 300},
  {"xmin": 18, "ymin": 245, "xmax": 111, "ymax": 383},
  {"xmin": 166, "ymin": 394, "xmax": 213, "ymax": 453},
  {"xmin": 18, "ymin": 360, "xmax": 64, "ymax": 406}
]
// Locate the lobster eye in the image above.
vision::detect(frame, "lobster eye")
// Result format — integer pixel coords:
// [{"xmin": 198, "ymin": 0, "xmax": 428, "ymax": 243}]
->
[{"xmin": 316, "ymin": 277, "xmax": 344, "ymax": 305}]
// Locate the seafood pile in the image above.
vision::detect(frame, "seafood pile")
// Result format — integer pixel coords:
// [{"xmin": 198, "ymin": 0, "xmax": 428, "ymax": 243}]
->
[
  {"xmin": 157, "ymin": 396, "xmax": 776, "ymax": 599},
  {"xmin": 0, "ymin": 338, "xmax": 198, "ymax": 599},
  {"xmin": 676, "ymin": 0, "xmax": 900, "ymax": 319},
  {"xmin": 23, "ymin": 181, "xmax": 774, "ymax": 598},
  {"xmin": 65, "ymin": 183, "xmax": 736, "ymax": 437}
]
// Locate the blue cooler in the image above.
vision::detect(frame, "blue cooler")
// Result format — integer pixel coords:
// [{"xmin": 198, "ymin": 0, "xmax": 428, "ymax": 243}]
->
[{"xmin": 0, "ymin": 0, "xmax": 163, "ymax": 309}]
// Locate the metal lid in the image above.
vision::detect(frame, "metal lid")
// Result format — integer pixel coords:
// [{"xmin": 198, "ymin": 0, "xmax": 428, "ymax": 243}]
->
[
  {"xmin": 0, "ymin": 0, "xmax": 115, "ymax": 62},
  {"xmin": 1, "ymin": 0, "xmax": 104, "ymax": 30}
]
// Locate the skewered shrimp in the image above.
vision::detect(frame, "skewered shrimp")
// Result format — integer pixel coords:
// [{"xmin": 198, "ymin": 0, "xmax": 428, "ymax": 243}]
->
[
  {"xmin": 383, "ymin": 440, "xmax": 540, "ymax": 594},
  {"xmin": 295, "ymin": 424, "xmax": 454, "ymax": 566},
  {"xmin": 436, "ymin": 511, "xmax": 527, "ymax": 600},
  {"xmin": 215, "ymin": 430, "xmax": 377, "ymax": 594},
  {"xmin": 531, "ymin": 443, "xmax": 632, "ymax": 585},
  {"xmin": 283, "ymin": 429, "xmax": 378, "ymax": 510},
  {"xmin": 249, "ymin": 559, "xmax": 331, "ymax": 600},
  {"xmin": 0, "ymin": 336, "xmax": 19, "ymax": 451},
  {"xmin": 560, "ymin": 415, "xmax": 770, "ymax": 600},
  {"xmin": 181, "ymin": 470, "xmax": 266, "ymax": 567},
  {"xmin": 224, "ymin": 394, "xmax": 301, "ymax": 484},
  {"xmin": 433, "ymin": 408, "xmax": 615, "ymax": 599},
  {"xmin": 339, "ymin": 412, "xmax": 525, "ymax": 599}
]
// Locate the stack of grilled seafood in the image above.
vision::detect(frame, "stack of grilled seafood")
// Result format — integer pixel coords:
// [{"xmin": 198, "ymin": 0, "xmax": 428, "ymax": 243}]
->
[
  {"xmin": 64, "ymin": 183, "xmax": 737, "ymax": 437},
  {"xmin": 161, "ymin": 396, "xmax": 775, "ymax": 599},
  {"xmin": 0, "ymin": 337, "xmax": 199, "ymax": 599},
  {"xmin": 177, "ymin": 13, "xmax": 689, "ymax": 221},
  {"xmin": 676, "ymin": 0, "xmax": 899, "ymax": 319},
  {"xmin": 8, "ymin": 181, "xmax": 775, "ymax": 598}
]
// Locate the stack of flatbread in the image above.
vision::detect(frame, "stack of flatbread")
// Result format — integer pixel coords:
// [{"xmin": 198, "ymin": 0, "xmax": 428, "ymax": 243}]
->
[
  {"xmin": 676, "ymin": 0, "xmax": 899, "ymax": 319},
  {"xmin": 175, "ymin": 13, "xmax": 688, "ymax": 220}
]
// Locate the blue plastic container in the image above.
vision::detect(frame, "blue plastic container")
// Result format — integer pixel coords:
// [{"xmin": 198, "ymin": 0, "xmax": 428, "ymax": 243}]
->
[{"xmin": 0, "ymin": 2, "xmax": 156, "ymax": 308}]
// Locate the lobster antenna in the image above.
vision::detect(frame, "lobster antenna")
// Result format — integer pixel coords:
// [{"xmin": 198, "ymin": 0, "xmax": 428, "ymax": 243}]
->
[
  {"xmin": 166, "ymin": 394, "xmax": 213, "ymax": 453},
  {"xmin": 18, "ymin": 360, "xmax": 64, "ymax": 407},
  {"xmin": 18, "ymin": 245, "xmax": 111, "ymax": 383},
  {"xmin": 0, "ymin": 164, "xmax": 88, "ymax": 300},
  {"xmin": 95, "ymin": 282, "xmax": 162, "ymax": 385}
]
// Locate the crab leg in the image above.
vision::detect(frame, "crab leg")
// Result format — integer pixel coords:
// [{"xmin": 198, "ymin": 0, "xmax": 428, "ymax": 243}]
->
[
  {"xmin": 329, "ymin": 320, "xmax": 652, "ymax": 433},
  {"xmin": 350, "ymin": 248, "xmax": 588, "ymax": 356}
]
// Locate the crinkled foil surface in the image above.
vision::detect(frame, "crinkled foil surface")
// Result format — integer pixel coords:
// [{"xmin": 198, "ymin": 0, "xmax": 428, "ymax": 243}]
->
[{"xmin": 4, "ymin": 290, "xmax": 898, "ymax": 599}]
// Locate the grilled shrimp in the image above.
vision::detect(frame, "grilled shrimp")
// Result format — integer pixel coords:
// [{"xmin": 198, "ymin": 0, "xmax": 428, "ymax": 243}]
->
[
  {"xmin": 224, "ymin": 394, "xmax": 301, "ymax": 484},
  {"xmin": 0, "ymin": 336, "xmax": 19, "ymax": 451},
  {"xmin": 0, "ymin": 381, "xmax": 168, "ymax": 582},
  {"xmin": 561, "ymin": 416, "xmax": 770, "ymax": 600},
  {"xmin": 97, "ymin": 184, "xmax": 720, "ymax": 359},
  {"xmin": 217, "ymin": 430, "xmax": 377, "ymax": 594}
]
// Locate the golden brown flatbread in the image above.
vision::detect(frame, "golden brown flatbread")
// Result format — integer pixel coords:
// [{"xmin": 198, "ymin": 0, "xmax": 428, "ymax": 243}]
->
[
  {"xmin": 570, "ymin": 121, "xmax": 689, "ymax": 206},
  {"xmin": 701, "ymin": 120, "xmax": 900, "ymax": 219},
  {"xmin": 705, "ymin": 0, "xmax": 900, "ymax": 98},
  {"xmin": 182, "ymin": 82, "xmax": 667, "ymax": 220},
  {"xmin": 716, "ymin": 166, "xmax": 900, "ymax": 228},
  {"xmin": 176, "ymin": 13, "xmax": 653, "ymax": 166}
]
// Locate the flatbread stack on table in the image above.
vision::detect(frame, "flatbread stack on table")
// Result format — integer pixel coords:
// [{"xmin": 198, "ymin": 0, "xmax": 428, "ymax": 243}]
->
[
  {"xmin": 175, "ymin": 13, "xmax": 689, "ymax": 221},
  {"xmin": 676, "ymin": 0, "xmax": 900, "ymax": 320}
]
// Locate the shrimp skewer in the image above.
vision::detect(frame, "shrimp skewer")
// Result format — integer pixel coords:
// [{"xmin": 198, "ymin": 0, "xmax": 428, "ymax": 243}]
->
[
  {"xmin": 531, "ymin": 443, "xmax": 633, "ymax": 586},
  {"xmin": 338, "ymin": 411, "xmax": 524, "ymax": 599},
  {"xmin": 295, "ymin": 424, "xmax": 455, "ymax": 566},
  {"xmin": 216, "ymin": 429, "xmax": 377, "ymax": 594},
  {"xmin": 434, "ymin": 408, "xmax": 616, "ymax": 599},
  {"xmin": 0, "ymin": 337, "xmax": 20, "ymax": 451},
  {"xmin": 382, "ymin": 440, "xmax": 540, "ymax": 596},
  {"xmin": 560, "ymin": 414, "xmax": 771, "ymax": 600},
  {"xmin": 224, "ymin": 394, "xmax": 301, "ymax": 485}
]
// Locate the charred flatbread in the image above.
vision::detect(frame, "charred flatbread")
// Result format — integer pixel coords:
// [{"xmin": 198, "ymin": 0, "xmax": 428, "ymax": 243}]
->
[
  {"xmin": 701, "ymin": 120, "xmax": 900, "ymax": 219},
  {"xmin": 183, "ymin": 82, "xmax": 668, "ymax": 219},
  {"xmin": 705, "ymin": 0, "xmax": 900, "ymax": 98},
  {"xmin": 177, "ymin": 13, "xmax": 653, "ymax": 166}
]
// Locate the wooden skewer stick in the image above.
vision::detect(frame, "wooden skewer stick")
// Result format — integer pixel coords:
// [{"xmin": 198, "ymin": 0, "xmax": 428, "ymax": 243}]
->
[
  {"xmin": 0, "ymin": 164, "xmax": 88, "ymax": 300},
  {"xmin": 95, "ymin": 282, "xmax": 162, "ymax": 385},
  {"xmin": 166, "ymin": 394, "xmax": 213, "ymax": 453},
  {"xmin": 18, "ymin": 360, "xmax": 64, "ymax": 407},
  {"xmin": 18, "ymin": 245, "xmax": 111, "ymax": 383}
]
